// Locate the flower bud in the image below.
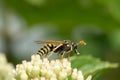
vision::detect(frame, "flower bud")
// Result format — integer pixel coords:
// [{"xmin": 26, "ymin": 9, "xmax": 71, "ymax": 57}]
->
[
  {"xmin": 77, "ymin": 71, "xmax": 84, "ymax": 80},
  {"xmin": 20, "ymin": 71, "xmax": 28, "ymax": 80},
  {"xmin": 72, "ymin": 68, "xmax": 78, "ymax": 80},
  {"xmin": 58, "ymin": 70, "xmax": 67, "ymax": 80},
  {"xmin": 86, "ymin": 75, "xmax": 92, "ymax": 80},
  {"xmin": 30, "ymin": 66, "xmax": 40, "ymax": 78}
]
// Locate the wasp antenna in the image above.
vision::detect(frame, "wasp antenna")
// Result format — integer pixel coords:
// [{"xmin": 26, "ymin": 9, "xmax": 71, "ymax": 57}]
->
[{"xmin": 77, "ymin": 40, "xmax": 87, "ymax": 45}]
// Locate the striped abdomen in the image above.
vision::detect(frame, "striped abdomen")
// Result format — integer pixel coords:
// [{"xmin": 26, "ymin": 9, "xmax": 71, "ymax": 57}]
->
[{"xmin": 37, "ymin": 44, "xmax": 55, "ymax": 56}]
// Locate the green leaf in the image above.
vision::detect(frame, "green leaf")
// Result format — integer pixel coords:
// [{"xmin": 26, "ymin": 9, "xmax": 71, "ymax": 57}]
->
[{"xmin": 71, "ymin": 55, "xmax": 119, "ymax": 77}]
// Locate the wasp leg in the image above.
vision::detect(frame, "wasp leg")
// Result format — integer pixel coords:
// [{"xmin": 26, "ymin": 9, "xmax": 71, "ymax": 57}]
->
[
  {"xmin": 67, "ymin": 53, "xmax": 70, "ymax": 61},
  {"xmin": 61, "ymin": 52, "xmax": 65, "ymax": 59},
  {"xmin": 45, "ymin": 51, "xmax": 54, "ymax": 58},
  {"xmin": 56, "ymin": 53, "xmax": 60, "ymax": 59}
]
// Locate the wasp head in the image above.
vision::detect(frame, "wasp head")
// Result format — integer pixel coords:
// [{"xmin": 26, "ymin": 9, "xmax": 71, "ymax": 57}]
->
[
  {"xmin": 63, "ymin": 40, "xmax": 86, "ymax": 55},
  {"xmin": 72, "ymin": 40, "xmax": 87, "ymax": 55},
  {"xmin": 72, "ymin": 43, "xmax": 80, "ymax": 55}
]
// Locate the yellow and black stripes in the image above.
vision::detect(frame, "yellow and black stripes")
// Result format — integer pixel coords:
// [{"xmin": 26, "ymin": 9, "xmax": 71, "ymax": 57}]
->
[{"xmin": 36, "ymin": 44, "xmax": 55, "ymax": 56}]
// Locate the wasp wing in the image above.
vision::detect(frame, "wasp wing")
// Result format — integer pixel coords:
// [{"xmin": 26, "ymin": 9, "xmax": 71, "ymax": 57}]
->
[{"xmin": 35, "ymin": 40, "xmax": 65, "ymax": 44}]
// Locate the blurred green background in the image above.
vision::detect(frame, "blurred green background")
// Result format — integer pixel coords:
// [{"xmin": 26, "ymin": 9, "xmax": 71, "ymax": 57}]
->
[{"xmin": 0, "ymin": 0, "xmax": 120, "ymax": 80}]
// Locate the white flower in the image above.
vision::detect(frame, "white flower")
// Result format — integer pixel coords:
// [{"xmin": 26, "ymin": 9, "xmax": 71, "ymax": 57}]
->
[
  {"xmin": 77, "ymin": 71, "xmax": 84, "ymax": 80},
  {"xmin": 86, "ymin": 75, "xmax": 92, "ymax": 80},
  {"xmin": 72, "ymin": 68, "xmax": 78, "ymax": 80},
  {"xmin": 0, "ymin": 53, "xmax": 14, "ymax": 80},
  {"xmin": 14, "ymin": 54, "xmax": 92, "ymax": 80}
]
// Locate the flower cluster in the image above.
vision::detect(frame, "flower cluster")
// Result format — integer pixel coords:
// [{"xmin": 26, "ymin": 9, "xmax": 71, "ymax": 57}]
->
[
  {"xmin": 0, "ymin": 53, "xmax": 14, "ymax": 80},
  {"xmin": 13, "ymin": 54, "xmax": 92, "ymax": 80}
]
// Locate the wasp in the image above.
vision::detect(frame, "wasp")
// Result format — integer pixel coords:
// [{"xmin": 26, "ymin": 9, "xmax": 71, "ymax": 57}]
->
[{"xmin": 34, "ymin": 40, "xmax": 86, "ymax": 59}]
